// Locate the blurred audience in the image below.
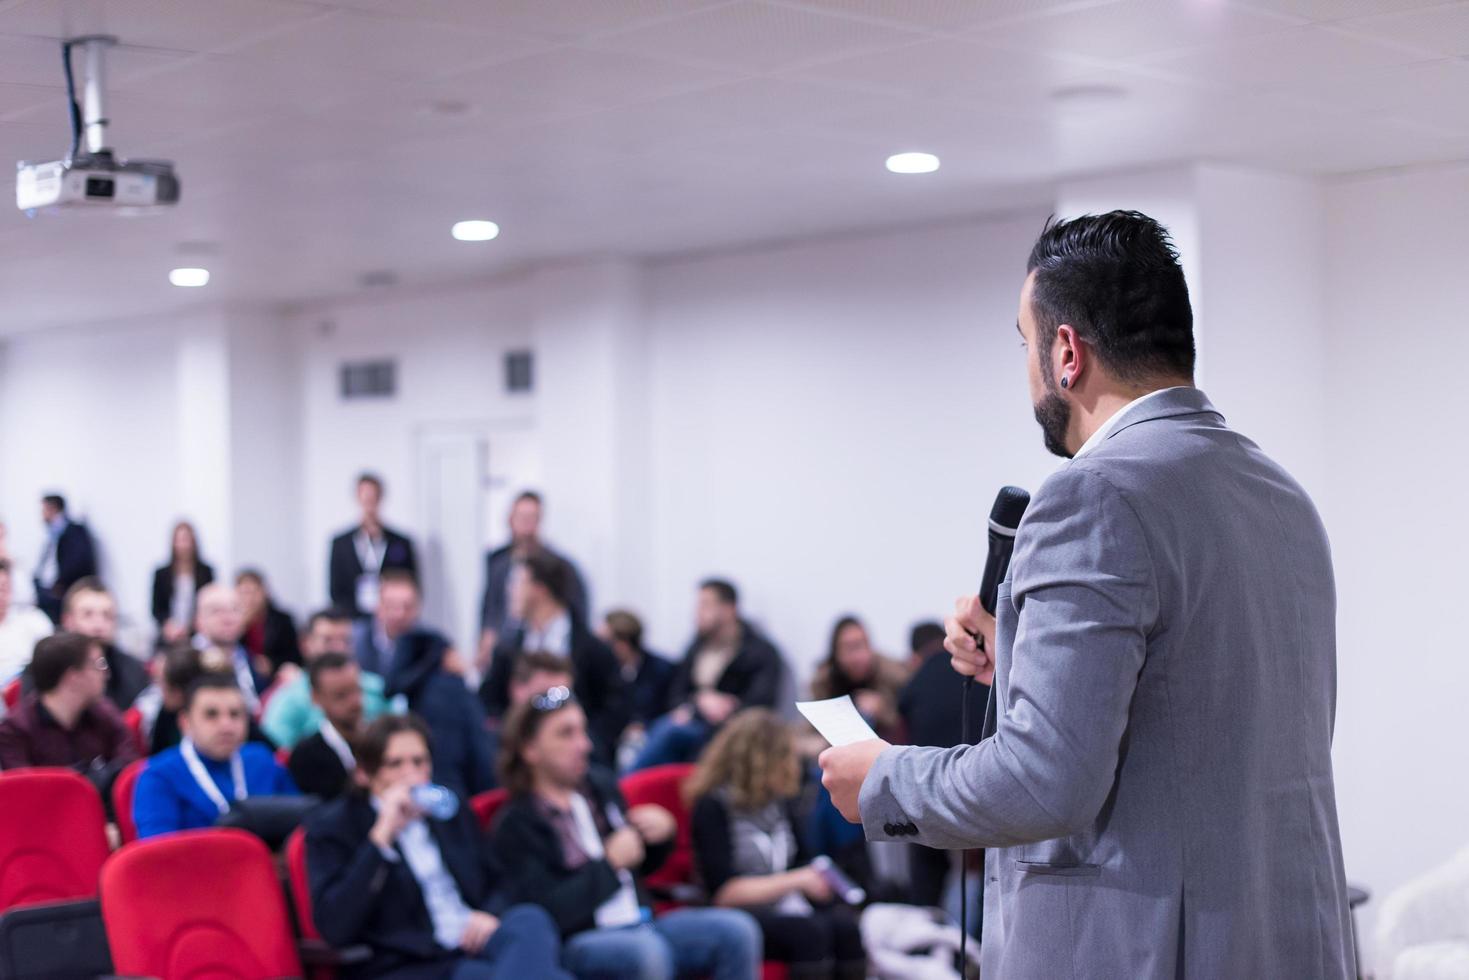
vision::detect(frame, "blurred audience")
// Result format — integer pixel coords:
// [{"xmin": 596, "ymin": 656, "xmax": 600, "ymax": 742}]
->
[
  {"xmin": 492, "ymin": 688, "xmax": 762, "ymax": 980},
  {"xmin": 329, "ymin": 472, "xmax": 417, "ymax": 620},
  {"xmin": 478, "ymin": 491, "xmax": 588, "ymax": 670},
  {"xmin": 305, "ymin": 714, "xmax": 571, "ymax": 980},
  {"xmin": 0, "ymin": 632, "xmax": 138, "ymax": 783},
  {"xmin": 809, "ymin": 615, "xmax": 909, "ymax": 743},
  {"xmin": 150, "ymin": 520, "xmax": 214, "ymax": 646},
  {"xmin": 60, "ymin": 578, "xmax": 150, "ymax": 710},
  {"xmin": 287, "ymin": 652, "xmax": 370, "ymax": 800},
  {"xmin": 480, "ymin": 551, "xmax": 626, "ymax": 766},
  {"xmin": 136, "ymin": 644, "xmax": 275, "ymax": 754},
  {"xmin": 264, "ymin": 608, "xmax": 386, "ymax": 749},
  {"xmin": 688, "ymin": 709, "xmax": 865, "ymax": 980},
  {"xmin": 631, "ymin": 579, "xmax": 783, "ymax": 770},
  {"xmin": 33, "ymin": 494, "xmax": 97, "ymax": 624},
  {"xmin": 193, "ymin": 582, "xmax": 268, "ymax": 715},
  {"xmin": 133, "ymin": 676, "xmax": 296, "ymax": 838},
  {"xmin": 0, "ymin": 558, "xmax": 52, "ymax": 687},
  {"xmin": 236, "ymin": 568, "xmax": 301, "ymax": 678},
  {"xmin": 355, "ymin": 570, "xmax": 425, "ymax": 678},
  {"xmin": 601, "ymin": 608, "xmax": 675, "ymax": 743}
]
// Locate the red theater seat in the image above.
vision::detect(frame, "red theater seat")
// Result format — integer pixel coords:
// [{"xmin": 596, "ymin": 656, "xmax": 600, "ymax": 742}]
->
[
  {"xmin": 110, "ymin": 759, "xmax": 146, "ymax": 845},
  {"xmin": 100, "ymin": 828, "xmax": 303, "ymax": 980},
  {"xmin": 0, "ymin": 769, "xmax": 110, "ymax": 912},
  {"xmin": 619, "ymin": 763, "xmax": 697, "ymax": 901},
  {"xmin": 470, "ymin": 788, "xmax": 509, "ymax": 832}
]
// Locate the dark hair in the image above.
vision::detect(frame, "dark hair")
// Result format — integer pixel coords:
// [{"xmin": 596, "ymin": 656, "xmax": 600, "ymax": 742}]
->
[
  {"xmin": 183, "ymin": 674, "xmax": 245, "ymax": 712},
  {"xmin": 1026, "ymin": 211, "xmax": 1195, "ymax": 385},
  {"xmin": 357, "ymin": 472, "xmax": 384, "ymax": 495},
  {"xmin": 309, "ymin": 652, "xmax": 357, "ymax": 691},
  {"xmin": 235, "ymin": 568, "xmax": 265, "ymax": 588},
  {"xmin": 169, "ymin": 521, "xmax": 202, "ymax": 575},
  {"xmin": 823, "ymin": 615, "xmax": 868, "ymax": 695},
  {"xmin": 699, "ymin": 578, "xmax": 739, "ymax": 608},
  {"xmin": 514, "ymin": 490, "xmax": 542, "ymax": 508},
  {"xmin": 511, "ymin": 651, "xmax": 573, "ymax": 686},
  {"xmin": 909, "ymin": 621, "xmax": 945, "ymax": 655},
  {"xmin": 603, "ymin": 609, "xmax": 643, "ymax": 651},
  {"xmin": 521, "ymin": 550, "xmax": 571, "ymax": 606},
  {"xmin": 378, "ymin": 568, "xmax": 419, "ymax": 595},
  {"xmin": 497, "ymin": 689, "xmax": 578, "ymax": 797},
  {"xmin": 41, "ymin": 494, "xmax": 66, "ymax": 513},
  {"xmin": 30, "ymin": 632, "xmax": 98, "ymax": 693},
  {"xmin": 304, "ymin": 607, "xmax": 353, "ymax": 635},
  {"xmin": 0, "ymin": 558, "xmax": 11, "ymax": 576},
  {"xmin": 356, "ymin": 714, "xmax": 432, "ymax": 777},
  {"xmin": 61, "ymin": 576, "xmax": 111, "ymax": 615}
]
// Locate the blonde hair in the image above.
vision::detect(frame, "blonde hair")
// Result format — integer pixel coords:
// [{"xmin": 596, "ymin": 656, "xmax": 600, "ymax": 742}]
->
[{"xmin": 684, "ymin": 708, "xmax": 801, "ymax": 811}]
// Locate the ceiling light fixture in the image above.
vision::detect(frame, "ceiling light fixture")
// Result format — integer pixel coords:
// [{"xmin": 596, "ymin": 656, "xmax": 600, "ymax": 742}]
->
[
  {"xmin": 452, "ymin": 219, "xmax": 500, "ymax": 242},
  {"xmin": 169, "ymin": 267, "xmax": 209, "ymax": 287},
  {"xmin": 885, "ymin": 152, "xmax": 940, "ymax": 175}
]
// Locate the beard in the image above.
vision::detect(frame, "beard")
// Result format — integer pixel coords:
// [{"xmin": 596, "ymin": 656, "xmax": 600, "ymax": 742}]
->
[{"xmin": 1033, "ymin": 384, "xmax": 1074, "ymax": 459}]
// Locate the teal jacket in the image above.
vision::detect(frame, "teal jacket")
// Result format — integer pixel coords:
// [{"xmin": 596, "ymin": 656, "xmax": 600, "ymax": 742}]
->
[{"xmin": 261, "ymin": 670, "xmax": 390, "ymax": 749}]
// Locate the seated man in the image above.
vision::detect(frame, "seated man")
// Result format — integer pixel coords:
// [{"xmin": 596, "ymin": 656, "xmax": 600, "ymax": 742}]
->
[
  {"xmin": 0, "ymin": 632, "xmax": 139, "ymax": 785},
  {"xmin": 480, "ymin": 551, "xmax": 627, "ymax": 766},
  {"xmin": 288, "ymin": 653, "xmax": 373, "ymax": 800},
  {"xmin": 484, "ymin": 652, "xmax": 574, "ymax": 774},
  {"xmin": 59, "ymin": 578, "xmax": 150, "ymax": 711},
  {"xmin": 133, "ymin": 676, "xmax": 296, "ymax": 838},
  {"xmin": 137, "ymin": 644, "xmax": 277, "ymax": 755},
  {"xmin": 193, "ymin": 583, "xmax": 269, "ymax": 716},
  {"xmin": 492, "ymin": 689, "xmax": 762, "ymax": 980},
  {"xmin": 632, "ymin": 579, "xmax": 784, "ymax": 770},
  {"xmin": 306, "ymin": 714, "xmax": 571, "ymax": 980},
  {"xmin": 263, "ymin": 609, "xmax": 387, "ymax": 749},
  {"xmin": 0, "ymin": 558, "xmax": 52, "ymax": 688}
]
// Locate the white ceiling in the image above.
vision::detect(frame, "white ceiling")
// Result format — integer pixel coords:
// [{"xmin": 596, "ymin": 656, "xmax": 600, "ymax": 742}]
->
[{"xmin": 1, "ymin": 0, "xmax": 1466, "ymax": 333}]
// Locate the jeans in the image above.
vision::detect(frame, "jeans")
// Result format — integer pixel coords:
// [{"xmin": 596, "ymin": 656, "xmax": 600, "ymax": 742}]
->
[
  {"xmin": 449, "ymin": 905, "xmax": 572, "ymax": 980},
  {"xmin": 628, "ymin": 714, "xmax": 713, "ymax": 771},
  {"xmin": 562, "ymin": 907, "xmax": 762, "ymax": 980}
]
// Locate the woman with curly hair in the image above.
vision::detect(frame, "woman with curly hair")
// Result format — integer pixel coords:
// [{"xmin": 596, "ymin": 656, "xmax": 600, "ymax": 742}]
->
[{"xmin": 687, "ymin": 708, "xmax": 866, "ymax": 980}]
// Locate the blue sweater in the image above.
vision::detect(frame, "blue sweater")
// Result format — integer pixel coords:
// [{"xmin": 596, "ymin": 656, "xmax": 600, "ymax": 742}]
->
[{"xmin": 133, "ymin": 741, "xmax": 297, "ymax": 839}]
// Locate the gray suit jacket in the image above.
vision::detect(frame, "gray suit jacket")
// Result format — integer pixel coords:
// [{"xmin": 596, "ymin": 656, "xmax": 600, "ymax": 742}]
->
[{"xmin": 860, "ymin": 387, "xmax": 1354, "ymax": 979}]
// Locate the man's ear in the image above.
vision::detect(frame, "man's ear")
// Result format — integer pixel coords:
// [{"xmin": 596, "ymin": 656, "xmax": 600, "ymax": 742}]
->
[{"xmin": 351, "ymin": 767, "xmax": 370, "ymax": 789}]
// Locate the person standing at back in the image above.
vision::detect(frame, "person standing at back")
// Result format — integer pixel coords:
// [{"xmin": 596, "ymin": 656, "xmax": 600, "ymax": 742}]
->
[
  {"xmin": 33, "ymin": 494, "xmax": 97, "ymax": 625},
  {"xmin": 328, "ymin": 473, "xmax": 417, "ymax": 620},
  {"xmin": 151, "ymin": 521, "xmax": 214, "ymax": 647},
  {"xmin": 819, "ymin": 211, "xmax": 1354, "ymax": 979}
]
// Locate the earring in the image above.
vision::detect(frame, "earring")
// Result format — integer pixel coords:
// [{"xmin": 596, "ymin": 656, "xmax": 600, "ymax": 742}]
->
[{"xmin": 1060, "ymin": 375, "xmax": 1070, "ymax": 389}]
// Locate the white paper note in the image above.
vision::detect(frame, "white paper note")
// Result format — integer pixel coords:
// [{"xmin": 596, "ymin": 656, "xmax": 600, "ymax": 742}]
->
[{"xmin": 796, "ymin": 695, "xmax": 881, "ymax": 747}]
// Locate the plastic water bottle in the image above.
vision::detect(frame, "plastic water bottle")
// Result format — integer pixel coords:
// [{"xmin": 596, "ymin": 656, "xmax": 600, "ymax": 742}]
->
[
  {"xmin": 812, "ymin": 855, "xmax": 866, "ymax": 905},
  {"xmin": 410, "ymin": 783, "xmax": 459, "ymax": 821}
]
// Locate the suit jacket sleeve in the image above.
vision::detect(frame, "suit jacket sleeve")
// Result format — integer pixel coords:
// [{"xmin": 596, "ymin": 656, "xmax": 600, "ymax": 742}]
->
[
  {"xmin": 690, "ymin": 795, "xmax": 737, "ymax": 897},
  {"xmin": 307, "ymin": 809, "xmax": 398, "ymax": 949},
  {"xmin": 858, "ymin": 465, "xmax": 1159, "ymax": 849},
  {"xmin": 151, "ymin": 567, "xmax": 170, "ymax": 627}
]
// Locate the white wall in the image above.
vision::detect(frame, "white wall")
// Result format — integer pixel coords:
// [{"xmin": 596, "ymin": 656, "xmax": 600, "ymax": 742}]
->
[{"xmin": 1322, "ymin": 163, "xmax": 1469, "ymax": 973}]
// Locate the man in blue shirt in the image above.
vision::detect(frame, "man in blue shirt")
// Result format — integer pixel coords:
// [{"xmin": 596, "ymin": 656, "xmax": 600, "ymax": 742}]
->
[{"xmin": 133, "ymin": 676, "xmax": 297, "ymax": 838}]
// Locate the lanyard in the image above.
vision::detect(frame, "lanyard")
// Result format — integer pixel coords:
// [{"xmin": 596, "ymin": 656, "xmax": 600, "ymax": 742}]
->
[
  {"xmin": 355, "ymin": 530, "xmax": 387, "ymax": 573},
  {"xmin": 180, "ymin": 738, "xmax": 247, "ymax": 815},
  {"xmin": 320, "ymin": 720, "xmax": 356, "ymax": 771}
]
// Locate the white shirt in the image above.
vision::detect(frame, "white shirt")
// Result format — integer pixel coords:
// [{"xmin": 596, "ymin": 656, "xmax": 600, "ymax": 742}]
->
[
  {"xmin": 523, "ymin": 610, "xmax": 572, "ymax": 658},
  {"xmin": 1072, "ymin": 387, "xmax": 1190, "ymax": 460},
  {"xmin": 0, "ymin": 605, "xmax": 53, "ymax": 685},
  {"xmin": 371, "ymin": 799, "xmax": 472, "ymax": 950},
  {"xmin": 169, "ymin": 571, "xmax": 196, "ymax": 627},
  {"xmin": 567, "ymin": 792, "xmax": 642, "ymax": 928}
]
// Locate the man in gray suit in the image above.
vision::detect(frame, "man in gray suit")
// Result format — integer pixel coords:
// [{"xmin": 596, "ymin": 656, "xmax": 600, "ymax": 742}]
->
[{"xmin": 819, "ymin": 211, "xmax": 1354, "ymax": 979}]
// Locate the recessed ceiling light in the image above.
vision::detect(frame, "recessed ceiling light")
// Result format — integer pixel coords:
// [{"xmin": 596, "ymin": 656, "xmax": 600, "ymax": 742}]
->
[
  {"xmin": 169, "ymin": 267, "xmax": 210, "ymax": 288},
  {"xmin": 452, "ymin": 219, "xmax": 500, "ymax": 242},
  {"xmin": 886, "ymin": 152, "xmax": 940, "ymax": 175}
]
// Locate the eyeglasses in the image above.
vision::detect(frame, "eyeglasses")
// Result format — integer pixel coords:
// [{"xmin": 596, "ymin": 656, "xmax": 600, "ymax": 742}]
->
[
  {"xmin": 531, "ymin": 685, "xmax": 573, "ymax": 712},
  {"xmin": 92, "ymin": 657, "xmax": 110, "ymax": 673}
]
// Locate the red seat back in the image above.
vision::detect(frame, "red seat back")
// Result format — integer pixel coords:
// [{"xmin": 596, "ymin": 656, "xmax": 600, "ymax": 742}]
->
[
  {"xmin": 0, "ymin": 769, "xmax": 110, "ymax": 912},
  {"xmin": 469, "ymin": 788, "xmax": 509, "ymax": 832},
  {"xmin": 285, "ymin": 827, "xmax": 321, "ymax": 942},
  {"xmin": 101, "ymin": 828, "xmax": 303, "ymax": 980},
  {"xmin": 121, "ymin": 707, "xmax": 145, "ymax": 757},
  {"xmin": 1, "ymin": 678, "xmax": 19, "ymax": 711},
  {"xmin": 619, "ymin": 763, "xmax": 697, "ymax": 891},
  {"xmin": 110, "ymin": 759, "xmax": 146, "ymax": 845}
]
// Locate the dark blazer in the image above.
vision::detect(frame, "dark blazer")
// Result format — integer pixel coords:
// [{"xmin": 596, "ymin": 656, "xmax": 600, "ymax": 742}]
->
[
  {"xmin": 898, "ymin": 650, "xmax": 989, "ymax": 749},
  {"xmin": 479, "ymin": 616, "xmax": 628, "ymax": 766},
  {"xmin": 666, "ymin": 621, "xmax": 784, "ymax": 716},
  {"xmin": 288, "ymin": 731, "xmax": 351, "ymax": 801},
  {"xmin": 490, "ymin": 766, "xmax": 672, "ymax": 937},
  {"xmin": 690, "ymin": 793, "xmax": 811, "ymax": 899},
  {"xmin": 386, "ymin": 629, "xmax": 495, "ymax": 798},
  {"xmin": 34, "ymin": 520, "xmax": 97, "ymax": 621},
  {"xmin": 149, "ymin": 561, "xmax": 216, "ymax": 629},
  {"xmin": 249, "ymin": 603, "xmax": 301, "ymax": 675},
  {"xmin": 328, "ymin": 525, "xmax": 417, "ymax": 617},
  {"xmin": 478, "ymin": 544, "xmax": 588, "ymax": 636},
  {"xmin": 104, "ymin": 645, "xmax": 151, "ymax": 712},
  {"xmin": 626, "ymin": 651, "xmax": 676, "ymax": 726},
  {"xmin": 306, "ymin": 792, "xmax": 508, "ymax": 980}
]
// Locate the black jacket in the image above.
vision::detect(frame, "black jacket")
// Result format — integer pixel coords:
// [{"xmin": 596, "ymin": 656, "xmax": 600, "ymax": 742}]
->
[
  {"xmin": 149, "ymin": 562, "xmax": 216, "ymax": 629},
  {"xmin": 289, "ymin": 731, "xmax": 351, "ymax": 801},
  {"xmin": 690, "ymin": 793, "xmax": 812, "ymax": 899},
  {"xmin": 34, "ymin": 520, "xmax": 97, "ymax": 621},
  {"xmin": 328, "ymin": 526, "xmax": 417, "ymax": 617},
  {"xmin": 479, "ymin": 616, "xmax": 628, "ymax": 767},
  {"xmin": 104, "ymin": 644, "xmax": 151, "ymax": 711},
  {"xmin": 306, "ymin": 792, "xmax": 508, "ymax": 980},
  {"xmin": 478, "ymin": 544, "xmax": 588, "ymax": 636},
  {"xmin": 247, "ymin": 602, "xmax": 301, "ymax": 675},
  {"xmin": 490, "ymin": 766, "xmax": 672, "ymax": 937},
  {"xmin": 898, "ymin": 651, "xmax": 989, "ymax": 749},
  {"xmin": 387, "ymin": 629, "xmax": 495, "ymax": 798},
  {"xmin": 626, "ymin": 651, "xmax": 676, "ymax": 727},
  {"xmin": 667, "ymin": 621, "xmax": 784, "ymax": 716}
]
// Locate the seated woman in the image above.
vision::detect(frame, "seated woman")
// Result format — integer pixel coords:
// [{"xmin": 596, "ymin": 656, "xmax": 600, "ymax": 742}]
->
[
  {"xmin": 688, "ymin": 708, "xmax": 866, "ymax": 980},
  {"xmin": 808, "ymin": 615, "xmax": 909, "ymax": 743},
  {"xmin": 491, "ymin": 685, "xmax": 762, "ymax": 980},
  {"xmin": 305, "ymin": 713, "xmax": 570, "ymax": 980}
]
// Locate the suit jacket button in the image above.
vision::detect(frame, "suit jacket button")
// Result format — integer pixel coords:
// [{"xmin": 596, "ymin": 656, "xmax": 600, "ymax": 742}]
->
[
  {"xmin": 883, "ymin": 822, "xmax": 896, "ymax": 835},
  {"xmin": 903, "ymin": 822, "xmax": 918, "ymax": 835}
]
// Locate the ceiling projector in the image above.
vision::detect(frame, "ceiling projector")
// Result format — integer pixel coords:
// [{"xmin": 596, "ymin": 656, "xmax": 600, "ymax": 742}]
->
[{"xmin": 15, "ymin": 35, "xmax": 180, "ymax": 213}]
